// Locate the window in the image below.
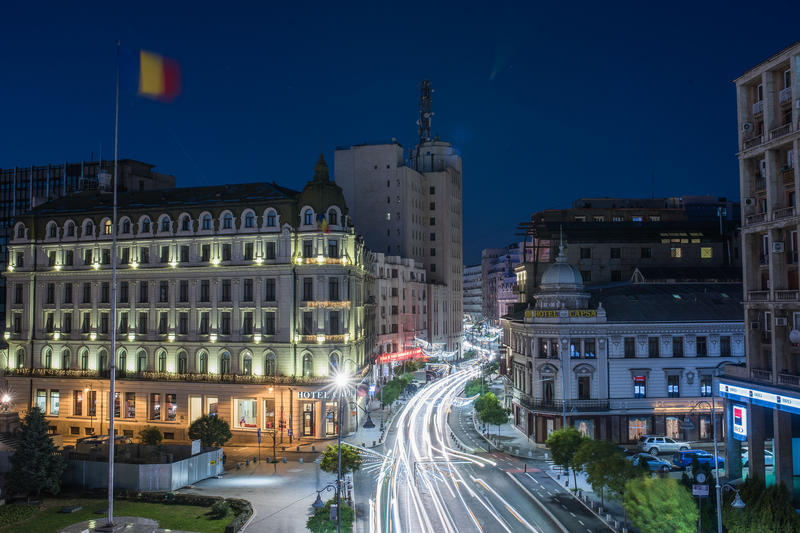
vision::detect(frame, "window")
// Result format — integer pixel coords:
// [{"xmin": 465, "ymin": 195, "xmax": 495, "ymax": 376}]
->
[
  {"xmin": 104, "ymin": 220, "xmax": 112, "ymax": 235},
  {"xmin": 36, "ymin": 390, "xmax": 46, "ymax": 412},
  {"xmin": 82, "ymin": 282, "xmax": 91, "ymax": 303},
  {"xmin": 221, "ymin": 279, "xmax": 231, "ymax": 301},
  {"xmin": 101, "ymin": 282, "xmax": 109, "ymax": 303},
  {"xmin": 118, "ymin": 350, "xmax": 127, "ymax": 372},
  {"xmin": 160, "ymin": 217, "xmax": 170, "ymax": 232},
  {"xmin": 120, "ymin": 247, "xmax": 130, "ymax": 264},
  {"xmin": 431, "ymin": 248, "xmax": 436, "ymax": 257},
  {"xmin": 122, "ymin": 392, "xmax": 135, "ymax": 418},
  {"xmin": 150, "ymin": 393, "xmax": 161, "ymax": 420},
  {"xmin": 577, "ymin": 376, "xmax": 590, "ymax": 400},
  {"xmin": 265, "ymin": 353, "xmax": 276, "ymax": 376},
  {"xmin": 611, "ymin": 270, "xmax": 622, "ymax": 281},
  {"xmin": 243, "ymin": 312, "xmax": 253, "ymax": 335},
  {"xmin": 641, "ymin": 247, "xmax": 651, "ymax": 259},
  {"xmin": 667, "ymin": 375, "xmax": 680, "ymax": 398},
  {"xmin": 67, "ymin": 222, "xmax": 75, "ymax": 237},
  {"xmin": 303, "ymin": 278, "xmax": 313, "ymax": 301},
  {"xmin": 235, "ymin": 398, "xmax": 257, "ymax": 428},
  {"xmin": 264, "ymin": 312, "xmax": 276, "ymax": 335},
  {"xmin": 329, "ymin": 278, "xmax": 339, "ymax": 301},
  {"xmin": 201, "ymin": 244, "xmax": 211, "ymax": 262},
  {"xmin": 700, "ymin": 375, "xmax": 712, "ymax": 397},
  {"xmin": 158, "ymin": 312, "xmax": 168, "ymax": 335},
  {"xmin": 222, "ymin": 243, "xmax": 231, "ymax": 261},
  {"xmin": 672, "ymin": 337, "xmax": 683, "ymax": 357},
  {"xmin": 159, "ymin": 281, "xmax": 169, "ymax": 302},
  {"xmin": 73, "ymin": 390, "xmax": 83, "ymax": 416},
  {"xmin": 303, "ymin": 354, "xmax": 313, "ymax": 377},
  {"xmin": 137, "ymin": 350, "xmax": 147, "ymax": 372},
  {"xmin": 46, "ymin": 283, "xmax": 55, "ymax": 304},
  {"xmin": 16, "ymin": 251, "xmax": 24, "ymax": 268},
  {"xmin": 158, "ymin": 350, "xmax": 166, "ymax": 372},
  {"xmin": 83, "ymin": 221, "xmax": 93, "ymax": 236},
  {"xmin": 81, "ymin": 312, "xmax": 90, "ymax": 334},
  {"xmin": 180, "ymin": 216, "xmax": 190, "ymax": 232},
  {"xmin": 610, "ymin": 248, "xmax": 621, "ymax": 259},
  {"xmin": 120, "ymin": 282, "xmax": 129, "ymax": 303},
  {"xmin": 648, "ymin": 337, "xmax": 659, "ymax": 357},
  {"xmin": 80, "ymin": 349, "xmax": 88, "ymax": 370},
  {"xmin": 160, "ymin": 246, "xmax": 169, "ymax": 263},
  {"xmin": 580, "ymin": 248, "xmax": 591, "ymax": 259},
  {"xmin": 242, "ymin": 354, "xmax": 253, "ymax": 375},
  {"xmin": 304, "ymin": 209, "xmax": 313, "ymax": 225},
  {"xmin": 62, "ymin": 349, "xmax": 70, "ymax": 369},
  {"xmin": 43, "ymin": 348, "xmax": 52, "ymax": 369},
  {"xmin": 119, "ymin": 313, "xmax": 128, "ymax": 334},
  {"xmin": 303, "ymin": 311, "xmax": 313, "ymax": 335},
  {"xmin": 138, "ymin": 312, "xmax": 147, "ymax": 334},
  {"xmin": 584, "ymin": 339, "xmax": 596, "ymax": 358},
  {"xmin": 180, "ymin": 245, "xmax": 189, "ymax": 262},
  {"xmin": 101, "ymin": 313, "xmax": 111, "ymax": 334},
  {"xmin": 142, "ymin": 218, "xmax": 151, "ymax": 233},
  {"xmin": 178, "ymin": 351, "xmax": 187, "ymax": 373},
  {"xmin": 50, "ymin": 390, "xmax": 60, "ymax": 415},
  {"xmin": 198, "ymin": 352, "xmax": 208, "ymax": 373},
  {"xmin": 244, "ymin": 242, "xmax": 254, "ymax": 260},
  {"xmin": 179, "ymin": 280, "xmax": 188, "ymax": 302},
  {"xmin": 430, "ymin": 232, "xmax": 436, "ymax": 241},
  {"xmin": 328, "ymin": 239, "xmax": 339, "ymax": 258},
  {"xmin": 48, "ymin": 250, "xmax": 56, "ymax": 267},
  {"xmin": 303, "ymin": 240, "xmax": 313, "ymax": 258},
  {"xmin": 179, "ymin": 312, "xmax": 188, "ymax": 335},
  {"xmin": 696, "ymin": 336, "xmax": 707, "ymax": 356},
  {"xmin": 245, "ymin": 212, "xmax": 255, "ymax": 228},
  {"xmin": 98, "ymin": 350, "xmax": 108, "ymax": 371},
  {"xmin": 670, "ymin": 247, "xmax": 682, "ymax": 258},
  {"xmin": 200, "ymin": 280, "xmax": 210, "ymax": 302},
  {"xmin": 139, "ymin": 281, "xmax": 149, "ymax": 303},
  {"xmin": 45, "ymin": 312, "xmax": 54, "ymax": 333},
  {"xmin": 330, "ymin": 311, "xmax": 340, "ymax": 335},
  {"xmin": 223, "ymin": 213, "xmax": 233, "ymax": 229},
  {"xmin": 720, "ymin": 336, "xmax": 731, "ymax": 357},
  {"xmin": 62, "ymin": 312, "xmax": 72, "ymax": 333},
  {"xmin": 701, "ymin": 247, "xmax": 713, "ymax": 259},
  {"xmin": 580, "ymin": 270, "xmax": 591, "ymax": 282},
  {"xmin": 64, "ymin": 250, "xmax": 73, "ymax": 266},
  {"xmin": 202, "ymin": 215, "xmax": 212, "ymax": 230},
  {"xmin": 264, "ymin": 278, "xmax": 276, "ymax": 301},
  {"xmin": 243, "ymin": 279, "xmax": 253, "ymax": 301},
  {"xmin": 633, "ymin": 376, "xmax": 646, "ymax": 398},
  {"xmin": 200, "ymin": 312, "xmax": 209, "ymax": 335},
  {"xmin": 265, "ymin": 242, "xmax": 276, "ymax": 260},
  {"xmin": 624, "ymin": 337, "xmax": 636, "ymax": 358},
  {"xmin": 266, "ymin": 211, "xmax": 276, "ymax": 227},
  {"xmin": 221, "ymin": 312, "xmax": 231, "ymax": 335},
  {"xmin": 122, "ymin": 219, "xmax": 131, "ymax": 234},
  {"xmin": 220, "ymin": 352, "xmax": 231, "ymax": 374},
  {"xmin": 140, "ymin": 246, "xmax": 150, "ymax": 264}
]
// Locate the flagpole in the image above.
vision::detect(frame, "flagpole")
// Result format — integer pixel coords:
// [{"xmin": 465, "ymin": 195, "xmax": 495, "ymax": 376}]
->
[{"xmin": 105, "ymin": 39, "xmax": 121, "ymax": 530}]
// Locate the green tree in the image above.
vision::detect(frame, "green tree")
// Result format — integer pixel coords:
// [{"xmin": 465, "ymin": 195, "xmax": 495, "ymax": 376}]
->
[
  {"xmin": 623, "ymin": 476, "xmax": 698, "ymax": 533},
  {"xmin": 6, "ymin": 407, "xmax": 66, "ymax": 499},
  {"xmin": 463, "ymin": 378, "xmax": 482, "ymax": 397},
  {"xmin": 545, "ymin": 428, "xmax": 586, "ymax": 489},
  {"xmin": 477, "ymin": 395, "xmax": 509, "ymax": 437},
  {"xmin": 138, "ymin": 425, "xmax": 163, "ymax": 445},
  {"xmin": 319, "ymin": 444, "xmax": 363, "ymax": 475},
  {"xmin": 573, "ymin": 439, "xmax": 622, "ymax": 506},
  {"xmin": 722, "ymin": 476, "xmax": 800, "ymax": 533},
  {"xmin": 188, "ymin": 414, "xmax": 232, "ymax": 447}
]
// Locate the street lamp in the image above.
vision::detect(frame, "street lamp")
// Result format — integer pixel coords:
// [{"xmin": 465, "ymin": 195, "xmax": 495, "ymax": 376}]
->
[
  {"xmin": 313, "ymin": 480, "xmax": 339, "ymax": 510},
  {"xmin": 721, "ymin": 483, "xmax": 746, "ymax": 509},
  {"xmin": 683, "ymin": 399, "xmax": 722, "ymax": 533},
  {"xmin": 331, "ymin": 366, "xmax": 352, "ymax": 533},
  {"xmin": 85, "ymin": 384, "xmax": 94, "ymax": 434},
  {"xmin": 1, "ymin": 393, "xmax": 10, "ymax": 413}
]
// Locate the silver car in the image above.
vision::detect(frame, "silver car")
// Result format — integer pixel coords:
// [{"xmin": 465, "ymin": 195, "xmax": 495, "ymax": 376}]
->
[{"xmin": 639, "ymin": 436, "xmax": 690, "ymax": 455}]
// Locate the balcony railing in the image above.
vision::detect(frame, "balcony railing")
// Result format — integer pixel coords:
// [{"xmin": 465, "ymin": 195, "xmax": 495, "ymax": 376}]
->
[
  {"xmin": 746, "ymin": 212, "xmax": 768, "ymax": 225},
  {"xmin": 2, "ymin": 367, "xmax": 330, "ymax": 384},
  {"xmin": 516, "ymin": 395, "xmax": 609, "ymax": 412},
  {"xmin": 773, "ymin": 206, "xmax": 796, "ymax": 221},
  {"xmin": 751, "ymin": 367, "xmax": 773, "ymax": 381},
  {"xmin": 780, "ymin": 87, "xmax": 792, "ymax": 104},
  {"xmin": 748, "ymin": 290, "xmax": 770, "ymax": 301},
  {"xmin": 743, "ymin": 135, "xmax": 764, "ymax": 150},
  {"xmin": 775, "ymin": 290, "xmax": 800, "ymax": 301},
  {"xmin": 753, "ymin": 100, "xmax": 764, "ymax": 115},
  {"xmin": 778, "ymin": 372, "xmax": 800, "ymax": 388},
  {"xmin": 770, "ymin": 122, "xmax": 793, "ymax": 141}
]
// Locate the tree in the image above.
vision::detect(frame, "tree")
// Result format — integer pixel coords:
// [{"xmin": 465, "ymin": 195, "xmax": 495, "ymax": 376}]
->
[
  {"xmin": 319, "ymin": 444, "xmax": 363, "ymax": 475},
  {"xmin": 722, "ymin": 476, "xmax": 800, "ymax": 533},
  {"xmin": 545, "ymin": 428, "xmax": 586, "ymax": 489},
  {"xmin": 138, "ymin": 425, "xmax": 163, "ymax": 445},
  {"xmin": 188, "ymin": 415, "xmax": 232, "ymax": 447},
  {"xmin": 573, "ymin": 439, "xmax": 622, "ymax": 507},
  {"xmin": 477, "ymin": 395, "xmax": 509, "ymax": 437},
  {"xmin": 6, "ymin": 407, "xmax": 66, "ymax": 499},
  {"xmin": 464, "ymin": 378, "xmax": 482, "ymax": 397},
  {"xmin": 623, "ymin": 476, "xmax": 697, "ymax": 533}
]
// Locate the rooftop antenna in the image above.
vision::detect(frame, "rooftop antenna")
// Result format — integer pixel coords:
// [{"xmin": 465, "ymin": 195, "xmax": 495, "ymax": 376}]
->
[
  {"xmin": 559, "ymin": 225, "xmax": 564, "ymax": 254},
  {"xmin": 415, "ymin": 80, "xmax": 433, "ymax": 159}
]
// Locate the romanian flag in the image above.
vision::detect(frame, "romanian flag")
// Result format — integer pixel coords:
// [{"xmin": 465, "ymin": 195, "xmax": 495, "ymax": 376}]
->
[
  {"xmin": 121, "ymin": 49, "xmax": 182, "ymax": 102},
  {"xmin": 319, "ymin": 215, "xmax": 330, "ymax": 233}
]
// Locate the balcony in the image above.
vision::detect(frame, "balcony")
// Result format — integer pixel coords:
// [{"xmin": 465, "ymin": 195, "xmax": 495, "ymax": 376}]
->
[
  {"xmin": 748, "ymin": 290, "xmax": 770, "ymax": 301},
  {"xmin": 780, "ymin": 87, "xmax": 792, "ymax": 104},
  {"xmin": 778, "ymin": 372, "xmax": 800, "ymax": 388},
  {"xmin": 743, "ymin": 135, "xmax": 764, "ymax": 150},
  {"xmin": 751, "ymin": 367, "xmax": 773, "ymax": 382},
  {"xmin": 775, "ymin": 290, "xmax": 800, "ymax": 301},
  {"xmin": 773, "ymin": 206, "xmax": 796, "ymax": 221},
  {"xmin": 770, "ymin": 122, "xmax": 793, "ymax": 141},
  {"xmin": 515, "ymin": 395, "xmax": 609, "ymax": 412},
  {"xmin": 746, "ymin": 212, "xmax": 768, "ymax": 225},
  {"xmin": 753, "ymin": 100, "xmax": 764, "ymax": 115}
]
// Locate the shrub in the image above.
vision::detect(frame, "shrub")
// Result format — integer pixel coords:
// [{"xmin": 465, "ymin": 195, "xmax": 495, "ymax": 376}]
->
[
  {"xmin": 306, "ymin": 498, "xmax": 354, "ymax": 533},
  {"xmin": 138, "ymin": 425, "xmax": 163, "ymax": 445},
  {"xmin": 0, "ymin": 505, "xmax": 37, "ymax": 526},
  {"xmin": 210, "ymin": 500, "xmax": 230, "ymax": 519},
  {"xmin": 464, "ymin": 378, "xmax": 483, "ymax": 397}
]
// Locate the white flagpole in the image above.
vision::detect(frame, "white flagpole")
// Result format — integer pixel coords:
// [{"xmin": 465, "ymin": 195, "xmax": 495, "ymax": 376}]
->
[{"xmin": 105, "ymin": 39, "xmax": 120, "ymax": 529}]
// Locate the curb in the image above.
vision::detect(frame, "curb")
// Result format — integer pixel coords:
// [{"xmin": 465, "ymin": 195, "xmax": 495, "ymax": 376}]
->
[
  {"xmin": 543, "ymin": 469, "xmax": 620, "ymax": 532},
  {"xmin": 471, "ymin": 409, "xmax": 545, "ymax": 460},
  {"xmin": 506, "ymin": 472, "xmax": 570, "ymax": 533}
]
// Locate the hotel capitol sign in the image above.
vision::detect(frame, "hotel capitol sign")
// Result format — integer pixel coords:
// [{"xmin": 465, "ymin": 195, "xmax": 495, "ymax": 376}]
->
[{"xmin": 525, "ymin": 309, "xmax": 597, "ymax": 319}]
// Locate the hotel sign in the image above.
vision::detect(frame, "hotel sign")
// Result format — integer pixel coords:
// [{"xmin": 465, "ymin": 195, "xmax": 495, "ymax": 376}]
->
[
  {"xmin": 527, "ymin": 310, "xmax": 597, "ymax": 318},
  {"xmin": 297, "ymin": 390, "xmax": 355, "ymax": 400}
]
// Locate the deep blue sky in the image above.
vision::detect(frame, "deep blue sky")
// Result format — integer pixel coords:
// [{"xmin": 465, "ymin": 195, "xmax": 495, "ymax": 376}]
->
[{"xmin": 2, "ymin": 1, "xmax": 799, "ymax": 264}]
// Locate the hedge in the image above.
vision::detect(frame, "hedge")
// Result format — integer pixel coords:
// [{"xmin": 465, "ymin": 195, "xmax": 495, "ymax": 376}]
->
[{"xmin": 113, "ymin": 490, "xmax": 253, "ymax": 532}]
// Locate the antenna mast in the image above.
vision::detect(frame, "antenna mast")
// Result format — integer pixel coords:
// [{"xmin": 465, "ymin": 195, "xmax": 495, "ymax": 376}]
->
[{"xmin": 415, "ymin": 80, "xmax": 434, "ymax": 162}]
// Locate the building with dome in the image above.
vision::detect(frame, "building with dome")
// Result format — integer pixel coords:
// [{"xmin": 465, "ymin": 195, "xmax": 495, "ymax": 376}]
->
[
  {"xmin": 1, "ymin": 156, "xmax": 373, "ymax": 444},
  {"xmin": 502, "ymin": 244, "xmax": 746, "ymax": 444}
]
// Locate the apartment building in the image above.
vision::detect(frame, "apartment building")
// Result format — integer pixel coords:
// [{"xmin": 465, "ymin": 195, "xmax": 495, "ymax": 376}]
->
[
  {"xmin": 481, "ymin": 244, "xmax": 523, "ymax": 324},
  {"xmin": 463, "ymin": 264, "xmax": 482, "ymax": 321},
  {"xmin": 1, "ymin": 156, "xmax": 370, "ymax": 443},
  {"xmin": 719, "ymin": 41, "xmax": 800, "ymax": 495}
]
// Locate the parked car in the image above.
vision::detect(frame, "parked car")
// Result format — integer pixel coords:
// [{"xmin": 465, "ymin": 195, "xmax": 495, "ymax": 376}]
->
[
  {"xmin": 77, "ymin": 435, "xmax": 132, "ymax": 446},
  {"xmin": 672, "ymin": 449, "xmax": 725, "ymax": 470},
  {"xmin": 628, "ymin": 452, "xmax": 674, "ymax": 472},
  {"xmin": 639, "ymin": 436, "xmax": 690, "ymax": 455},
  {"xmin": 742, "ymin": 449, "xmax": 774, "ymax": 468}
]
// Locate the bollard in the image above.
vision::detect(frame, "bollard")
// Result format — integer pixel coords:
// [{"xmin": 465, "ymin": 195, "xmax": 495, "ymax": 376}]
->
[
  {"xmin": 614, "ymin": 520, "xmax": 619, "ymax": 529},
  {"xmin": 254, "ymin": 456, "xmax": 258, "ymax": 463},
  {"xmin": 311, "ymin": 446, "xmax": 316, "ymax": 452},
  {"xmin": 282, "ymin": 457, "xmax": 287, "ymax": 463},
  {"xmin": 606, "ymin": 513, "xmax": 611, "ymax": 522},
  {"xmin": 296, "ymin": 446, "xmax": 300, "ymax": 452},
  {"xmin": 282, "ymin": 446, "xmax": 286, "ymax": 451},
  {"xmin": 299, "ymin": 458, "xmax": 304, "ymax": 464},
  {"xmin": 373, "ymin": 441, "xmax": 376, "ymax": 447},
  {"xmin": 528, "ymin": 450, "xmax": 532, "ymax": 458},
  {"xmin": 362, "ymin": 442, "xmax": 365, "ymax": 447},
  {"xmin": 236, "ymin": 462, "xmax": 241, "ymax": 470},
  {"xmin": 246, "ymin": 459, "xmax": 250, "ymax": 466},
  {"xmin": 266, "ymin": 456, "xmax": 271, "ymax": 463},
  {"xmin": 524, "ymin": 464, "xmax": 527, "ymax": 473}
]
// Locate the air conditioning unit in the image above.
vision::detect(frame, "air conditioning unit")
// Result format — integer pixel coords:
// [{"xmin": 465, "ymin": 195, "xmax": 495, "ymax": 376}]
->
[
  {"xmin": 742, "ymin": 122, "xmax": 753, "ymax": 132},
  {"xmin": 750, "ymin": 321, "xmax": 760, "ymax": 330},
  {"xmin": 773, "ymin": 241, "xmax": 785, "ymax": 253},
  {"xmin": 744, "ymin": 197, "xmax": 756, "ymax": 206},
  {"xmin": 776, "ymin": 317, "xmax": 788, "ymax": 327}
]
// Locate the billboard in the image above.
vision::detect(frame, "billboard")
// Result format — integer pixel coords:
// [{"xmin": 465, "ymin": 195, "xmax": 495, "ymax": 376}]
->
[{"xmin": 732, "ymin": 404, "xmax": 748, "ymax": 441}]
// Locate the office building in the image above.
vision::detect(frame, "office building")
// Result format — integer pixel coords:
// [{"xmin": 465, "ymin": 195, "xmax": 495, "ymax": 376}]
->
[{"xmin": 463, "ymin": 264, "xmax": 482, "ymax": 321}]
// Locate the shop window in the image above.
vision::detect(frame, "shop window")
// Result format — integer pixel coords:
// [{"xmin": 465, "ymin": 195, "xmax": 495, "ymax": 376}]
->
[
  {"xmin": 166, "ymin": 394, "xmax": 177, "ymax": 421},
  {"xmin": 125, "ymin": 392, "xmax": 135, "ymax": 418},
  {"xmin": 73, "ymin": 390, "xmax": 83, "ymax": 416},
  {"xmin": 264, "ymin": 399, "xmax": 276, "ymax": 429},
  {"xmin": 206, "ymin": 396, "xmax": 218, "ymax": 417},
  {"xmin": 236, "ymin": 398, "xmax": 257, "ymax": 429},
  {"xmin": 150, "ymin": 393, "xmax": 161, "ymax": 420},
  {"xmin": 628, "ymin": 417, "xmax": 650, "ymax": 441},
  {"xmin": 50, "ymin": 390, "xmax": 60, "ymax": 415},
  {"xmin": 666, "ymin": 416, "xmax": 680, "ymax": 439}
]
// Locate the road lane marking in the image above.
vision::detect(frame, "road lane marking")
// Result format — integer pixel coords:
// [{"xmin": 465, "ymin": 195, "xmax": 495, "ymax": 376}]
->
[
  {"xmin": 578, "ymin": 520, "xmax": 584, "ymax": 526},
  {"xmin": 570, "ymin": 512, "xmax": 576, "ymax": 517}
]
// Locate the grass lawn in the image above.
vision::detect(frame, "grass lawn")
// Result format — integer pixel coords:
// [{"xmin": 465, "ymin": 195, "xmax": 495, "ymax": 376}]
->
[{"xmin": 0, "ymin": 497, "xmax": 232, "ymax": 533}]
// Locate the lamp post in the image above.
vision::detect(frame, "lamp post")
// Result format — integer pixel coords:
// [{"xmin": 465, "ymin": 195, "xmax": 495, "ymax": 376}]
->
[
  {"xmin": 85, "ymin": 384, "xmax": 94, "ymax": 434},
  {"xmin": 332, "ymin": 366, "xmax": 352, "ymax": 533},
  {"xmin": 684, "ymin": 399, "xmax": 722, "ymax": 533}
]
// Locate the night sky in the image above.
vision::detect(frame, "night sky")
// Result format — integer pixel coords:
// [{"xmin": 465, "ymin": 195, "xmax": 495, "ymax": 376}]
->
[{"xmin": 2, "ymin": 1, "xmax": 799, "ymax": 264}]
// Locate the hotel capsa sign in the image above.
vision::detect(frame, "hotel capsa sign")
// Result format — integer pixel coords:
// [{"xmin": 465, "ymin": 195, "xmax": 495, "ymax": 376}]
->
[
  {"xmin": 524, "ymin": 309, "xmax": 598, "ymax": 319},
  {"xmin": 297, "ymin": 389, "xmax": 355, "ymax": 400}
]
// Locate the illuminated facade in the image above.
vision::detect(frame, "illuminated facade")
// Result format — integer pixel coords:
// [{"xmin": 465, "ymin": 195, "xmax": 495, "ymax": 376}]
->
[
  {"xmin": 503, "ymin": 247, "xmax": 744, "ymax": 444},
  {"xmin": 1, "ymin": 156, "xmax": 371, "ymax": 443}
]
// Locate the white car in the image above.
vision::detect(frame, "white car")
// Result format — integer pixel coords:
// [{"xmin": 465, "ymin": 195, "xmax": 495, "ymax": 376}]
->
[{"xmin": 639, "ymin": 436, "xmax": 690, "ymax": 455}]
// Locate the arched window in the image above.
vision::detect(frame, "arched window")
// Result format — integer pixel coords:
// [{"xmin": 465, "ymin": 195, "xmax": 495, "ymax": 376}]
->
[
  {"xmin": 84, "ymin": 221, "xmax": 93, "ymax": 236},
  {"xmin": 328, "ymin": 209, "xmax": 338, "ymax": 226},
  {"xmin": 122, "ymin": 219, "xmax": 131, "ymax": 234},
  {"xmin": 142, "ymin": 217, "xmax": 151, "ymax": 233},
  {"xmin": 178, "ymin": 351, "xmax": 187, "ymax": 373},
  {"xmin": 16, "ymin": 348, "xmax": 24, "ymax": 368},
  {"xmin": 118, "ymin": 349, "xmax": 127, "ymax": 371},
  {"xmin": 302, "ymin": 353, "xmax": 313, "ymax": 377},
  {"xmin": 181, "ymin": 216, "xmax": 190, "ymax": 232},
  {"xmin": 265, "ymin": 352, "xmax": 276, "ymax": 376},
  {"xmin": 43, "ymin": 348, "xmax": 52, "ymax": 369},
  {"xmin": 137, "ymin": 350, "xmax": 147, "ymax": 372},
  {"xmin": 242, "ymin": 353, "xmax": 252, "ymax": 375},
  {"xmin": 198, "ymin": 351, "xmax": 208, "ymax": 373},
  {"xmin": 220, "ymin": 351, "xmax": 231, "ymax": 374},
  {"xmin": 16, "ymin": 225, "xmax": 25, "ymax": 238},
  {"xmin": 158, "ymin": 350, "xmax": 166, "ymax": 373},
  {"xmin": 223, "ymin": 213, "xmax": 233, "ymax": 229},
  {"xmin": 49, "ymin": 223, "xmax": 57, "ymax": 238},
  {"xmin": 266, "ymin": 211, "xmax": 277, "ymax": 227},
  {"xmin": 328, "ymin": 352, "xmax": 340, "ymax": 375},
  {"xmin": 67, "ymin": 222, "xmax": 75, "ymax": 237},
  {"xmin": 202, "ymin": 215, "xmax": 212, "ymax": 230},
  {"xmin": 104, "ymin": 220, "xmax": 112, "ymax": 235},
  {"xmin": 304, "ymin": 209, "xmax": 313, "ymax": 225},
  {"xmin": 160, "ymin": 217, "xmax": 170, "ymax": 232},
  {"xmin": 98, "ymin": 349, "xmax": 108, "ymax": 371},
  {"xmin": 61, "ymin": 348, "xmax": 70, "ymax": 370},
  {"xmin": 80, "ymin": 348, "xmax": 89, "ymax": 370},
  {"xmin": 245, "ymin": 212, "xmax": 255, "ymax": 228}
]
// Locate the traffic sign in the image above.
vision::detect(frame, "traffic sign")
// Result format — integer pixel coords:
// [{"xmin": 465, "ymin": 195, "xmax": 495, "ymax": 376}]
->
[{"xmin": 692, "ymin": 484, "xmax": 709, "ymax": 497}]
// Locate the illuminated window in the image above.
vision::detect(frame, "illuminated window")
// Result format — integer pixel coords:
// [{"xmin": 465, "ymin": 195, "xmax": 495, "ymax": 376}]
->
[
  {"xmin": 701, "ymin": 247, "xmax": 713, "ymax": 259},
  {"xmin": 670, "ymin": 247, "xmax": 682, "ymax": 258},
  {"xmin": 104, "ymin": 220, "xmax": 112, "ymax": 235}
]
